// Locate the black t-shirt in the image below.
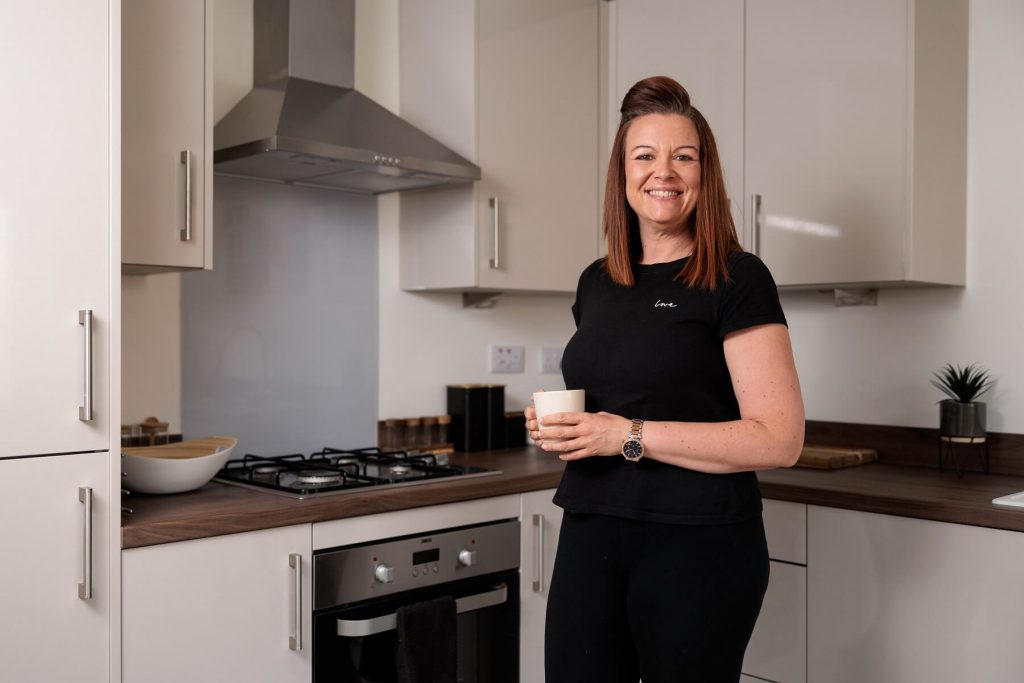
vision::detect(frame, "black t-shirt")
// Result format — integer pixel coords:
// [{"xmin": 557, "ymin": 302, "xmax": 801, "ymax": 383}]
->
[{"xmin": 553, "ymin": 251, "xmax": 787, "ymax": 524}]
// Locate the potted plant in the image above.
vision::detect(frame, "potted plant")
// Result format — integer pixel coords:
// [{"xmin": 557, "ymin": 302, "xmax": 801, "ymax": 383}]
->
[{"xmin": 931, "ymin": 363, "xmax": 993, "ymax": 439}]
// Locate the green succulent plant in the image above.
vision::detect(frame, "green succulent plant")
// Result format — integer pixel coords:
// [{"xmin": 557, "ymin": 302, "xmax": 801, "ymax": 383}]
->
[{"xmin": 931, "ymin": 363, "xmax": 993, "ymax": 403}]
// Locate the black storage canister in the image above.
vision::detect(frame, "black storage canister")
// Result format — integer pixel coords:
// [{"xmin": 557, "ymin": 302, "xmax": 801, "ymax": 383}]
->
[{"xmin": 447, "ymin": 384, "xmax": 506, "ymax": 452}]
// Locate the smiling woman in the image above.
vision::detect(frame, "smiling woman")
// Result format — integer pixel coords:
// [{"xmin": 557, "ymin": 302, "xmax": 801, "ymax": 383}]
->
[{"xmin": 524, "ymin": 76, "xmax": 805, "ymax": 683}]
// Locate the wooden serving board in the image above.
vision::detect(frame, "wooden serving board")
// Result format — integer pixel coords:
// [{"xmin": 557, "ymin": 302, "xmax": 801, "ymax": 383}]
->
[
  {"xmin": 122, "ymin": 436, "xmax": 237, "ymax": 460},
  {"xmin": 795, "ymin": 445, "xmax": 878, "ymax": 470}
]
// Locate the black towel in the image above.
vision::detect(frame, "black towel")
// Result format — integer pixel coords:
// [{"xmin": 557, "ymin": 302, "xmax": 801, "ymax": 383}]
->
[{"xmin": 395, "ymin": 594, "xmax": 458, "ymax": 683}]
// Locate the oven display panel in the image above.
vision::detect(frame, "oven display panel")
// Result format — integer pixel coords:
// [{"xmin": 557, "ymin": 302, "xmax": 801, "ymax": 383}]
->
[{"xmin": 413, "ymin": 547, "xmax": 440, "ymax": 565}]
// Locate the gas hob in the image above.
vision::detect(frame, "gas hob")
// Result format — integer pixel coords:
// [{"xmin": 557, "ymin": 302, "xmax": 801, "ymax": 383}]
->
[{"xmin": 213, "ymin": 447, "xmax": 498, "ymax": 499}]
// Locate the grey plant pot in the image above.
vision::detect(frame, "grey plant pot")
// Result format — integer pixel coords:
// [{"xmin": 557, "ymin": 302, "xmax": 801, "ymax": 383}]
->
[{"xmin": 939, "ymin": 400, "xmax": 987, "ymax": 438}]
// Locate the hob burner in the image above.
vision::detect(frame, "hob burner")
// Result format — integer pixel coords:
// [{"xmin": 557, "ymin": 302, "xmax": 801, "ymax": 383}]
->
[
  {"xmin": 295, "ymin": 470, "xmax": 343, "ymax": 485},
  {"xmin": 388, "ymin": 464, "xmax": 412, "ymax": 477}
]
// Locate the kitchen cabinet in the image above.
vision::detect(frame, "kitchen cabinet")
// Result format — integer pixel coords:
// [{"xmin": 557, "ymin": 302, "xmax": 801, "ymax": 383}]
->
[
  {"xmin": 743, "ymin": 499, "xmax": 807, "ymax": 683},
  {"xmin": 808, "ymin": 505, "xmax": 1024, "ymax": 682},
  {"xmin": 1, "ymin": 0, "xmax": 113, "ymax": 459},
  {"xmin": 122, "ymin": 524, "xmax": 313, "ymax": 683},
  {"xmin": 519, "ymin": 488, "xmax": 563, "ymax": 682},
  {"xmin": 0, "ymin": 452, "xmax": 111, "ymax": 682},
  {"xmin": 611, "ymin": 0, "xmax": 968, "ymax": 289},
  {"xmin": 746, "ymin": 0, "xmax": 968, "ymax": 288},
  {"xmin": 398, "ymin": 0, "xmax": 600, "ymax": 294},
  {"xmin": 122, "ymin": 0, "xmax": 213, "ymax": 273}
]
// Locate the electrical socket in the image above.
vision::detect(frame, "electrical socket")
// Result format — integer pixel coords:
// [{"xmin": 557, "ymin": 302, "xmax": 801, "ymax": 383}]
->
[
  {"xmin": 539, "ymin": 346, "xmax": 563, "ymax": 374},
  {"xmin": 489, "ymin": 345, "xmax": 525, "ymax": 373}
]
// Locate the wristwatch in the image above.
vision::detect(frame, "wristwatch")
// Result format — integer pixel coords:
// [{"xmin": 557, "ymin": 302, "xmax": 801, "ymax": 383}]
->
[{"xmin": 621, "ymin": 419, "xmax": 645, "ymax": 462}]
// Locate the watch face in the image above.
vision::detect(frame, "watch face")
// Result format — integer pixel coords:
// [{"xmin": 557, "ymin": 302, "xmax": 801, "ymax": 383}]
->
[{"xmin": 622, "ymin": 438, "xmax": 644, "ymax": 461}]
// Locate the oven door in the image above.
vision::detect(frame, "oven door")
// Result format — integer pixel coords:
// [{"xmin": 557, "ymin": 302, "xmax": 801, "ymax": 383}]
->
[{"xmin": 313, "ymin": 569, "xmax": 518, "ymax": 683}]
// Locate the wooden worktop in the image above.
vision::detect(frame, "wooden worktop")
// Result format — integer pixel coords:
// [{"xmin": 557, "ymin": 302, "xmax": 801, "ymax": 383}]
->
[{"xmin": 121, "ymin": 446, "xmax": 1024, "ymax": 549}]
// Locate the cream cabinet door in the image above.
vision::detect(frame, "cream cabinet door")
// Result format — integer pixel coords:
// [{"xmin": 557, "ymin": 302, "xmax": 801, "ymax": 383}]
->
[
  {"xmin": 808, "ymin": 506, "xmax": 1024, "ymax": 682},
  {"xmin": 0, "ymin": 452, "xmax": 110, "ymax": 682},
  {"xmin": 475, "ymin": 0, "xmax": 599, "ymax": 292},
  {"xmin": 519, "ymin": 488, "xmax": 563, "ymax": 682},
  {"xmin": 123, "ymin": 524, "xmax": 313, "ymax": 683},
  {"xmin": 745, "ymin": 0, "xmax": 909, "ymax": 286},
  {"xmin": 0, "ymin": 0, "xmax": 111, "ymax": 459},
  {"xmin": 122, "ymin": 0, "xmax": 211, "ymax": 272},
  {"xmin": 399, "ymin": 0, "xmax": 600, "ymax": 293}
]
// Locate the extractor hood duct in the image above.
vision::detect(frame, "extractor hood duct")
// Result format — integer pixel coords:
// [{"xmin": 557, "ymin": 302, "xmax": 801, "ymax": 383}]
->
[{"xmin": 214, "ymin": 0, "xmax": 480, "ymax": 194}]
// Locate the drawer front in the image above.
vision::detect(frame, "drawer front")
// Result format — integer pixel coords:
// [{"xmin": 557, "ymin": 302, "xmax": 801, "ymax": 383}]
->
[{"xmin": 763, "ymin": 499, "xmax": 807, "ymax": 565}]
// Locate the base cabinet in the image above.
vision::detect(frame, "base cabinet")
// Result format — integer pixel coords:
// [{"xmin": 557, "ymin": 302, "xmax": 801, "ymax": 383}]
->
[
  {"xmin": 808, "ymin": 506, "xmax": 1024, "ymax": 682},
  {"xmin": 122, "ymin": 525, "xmax": 312, "ymax": 683},
  {"xmin": 519, "ymin": 489, "xmax": 563, "ymax": 682},
  {"xmin": 0, "ymin": 452, "xmax": 110, "ymax": 682}
]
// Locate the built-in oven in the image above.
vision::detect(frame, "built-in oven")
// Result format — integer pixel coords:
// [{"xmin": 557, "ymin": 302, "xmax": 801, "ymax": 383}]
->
[{"xmin": 312, "ymin": 519, "xmax": 520, "ymax": 682}]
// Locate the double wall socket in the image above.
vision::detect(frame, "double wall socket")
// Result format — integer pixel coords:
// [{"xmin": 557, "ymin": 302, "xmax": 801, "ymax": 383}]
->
[{"xmin": 489, "ymin": 345, "xmax": 525, "ymax": 373}]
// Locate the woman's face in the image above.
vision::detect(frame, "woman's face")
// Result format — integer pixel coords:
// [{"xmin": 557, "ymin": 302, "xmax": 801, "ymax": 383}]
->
[{"xmin": 623, "ymin": 113, "xmax": 701, "ymax": 234}]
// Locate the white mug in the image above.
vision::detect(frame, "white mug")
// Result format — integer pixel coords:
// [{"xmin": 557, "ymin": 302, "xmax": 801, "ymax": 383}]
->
[{"xmin": 532, "ymin": 389, "xmax": 585, "ymax": 439}]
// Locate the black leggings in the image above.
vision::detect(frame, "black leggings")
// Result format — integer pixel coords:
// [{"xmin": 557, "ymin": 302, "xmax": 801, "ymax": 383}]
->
[{"xmin": 544, "ymin": 512, "xmax": 770, "ymax": 683}]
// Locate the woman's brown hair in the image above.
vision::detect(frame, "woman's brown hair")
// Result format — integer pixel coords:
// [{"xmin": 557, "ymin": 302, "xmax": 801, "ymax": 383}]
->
[{"xmin": 604, "ymin": 76, "xmax": 741, "ymax": 290}]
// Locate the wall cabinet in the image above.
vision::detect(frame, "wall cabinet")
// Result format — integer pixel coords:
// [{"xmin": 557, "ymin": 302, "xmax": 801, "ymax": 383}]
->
[
  {"xmin": 398, "ymin": 0, "xmax": 600, "ymax": 294},
  {"xmin": 611, "ymin": 0, "xmax": 968, "ymax": 289},
  {"xmin": 122, "ymin": 524, "xmax": 313, "ymax": 683},
  {"xmin": 745, "ymin": 0, "xmax": 967, "ymax": 288},
  {"xmin": 0, "ymin": 452, "xmax": 111, "ymax": 682},
  {"xmin": 743, "ymin": 499, "xmax": 807, "ymax": 683},
  {"xmin": 122, "ymin": 0, "xmax": 213, "ymax": 274},
  {"xmin": 519, "ymin": 489, "xmax": 563, "ymax": 682},
  {"xmin": 808, "ymin": 505, "xmax": 1024, "ymax": 682}
]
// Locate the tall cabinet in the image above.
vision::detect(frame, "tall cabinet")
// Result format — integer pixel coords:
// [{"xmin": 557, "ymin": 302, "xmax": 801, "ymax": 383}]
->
[
  {"xmin": 398, "ymin": 0, "xmax": 600, "ymax": 294},
  {"xmin": 0, "ymin": 0, "xmax": 118, "ymax": 681}
]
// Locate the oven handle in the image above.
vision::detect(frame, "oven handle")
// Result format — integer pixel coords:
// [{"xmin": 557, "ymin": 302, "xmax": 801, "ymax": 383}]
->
[{"xmin": 335, "ymin": 583, "xmax": 508, "ymax": 638}]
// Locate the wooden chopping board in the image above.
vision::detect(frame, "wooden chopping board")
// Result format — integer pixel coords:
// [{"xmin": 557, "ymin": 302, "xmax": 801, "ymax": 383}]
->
[
  {"xmin": 122, "ymin": 436, "xmax": 237, "ymax": 460},
  {"xmin": 795, "ymin": 445, "xmax": 877, "ymax": 470}
]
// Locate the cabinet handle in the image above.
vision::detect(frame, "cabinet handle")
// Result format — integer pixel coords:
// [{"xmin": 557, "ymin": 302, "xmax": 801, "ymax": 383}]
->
[
  {"xmin": 289, "ymin": 553, "xmax": 302, "ymax": 651},
  {"xmin": 750, "ymin": 193, "xmax": 762, "ymax": 257},
  {"xmin": 532, "ymin": 513, "xmax": 545, "ymax": 593},
  {"xmin": 78, "ymin": 310, "xmax": 93, "ymax": 422},
  {"xmin": 78, "ymin": 487, "xmax": 93, "ymax": 600},
  {"xmin": 180, "ymin": 150, "xmax": 192, "ymax": 242},
  {"xmin": 489, "ymin": 197, "xmax": 500, "ymax": 269}
]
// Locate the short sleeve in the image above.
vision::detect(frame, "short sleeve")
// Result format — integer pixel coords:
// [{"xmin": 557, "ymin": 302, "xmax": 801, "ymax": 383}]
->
[
  {"xmin": 571, "ymin": 258, "xmax": 603, "ymax": 328},
  {"xmin": 716, "ymin": 252, "xmax": 787, "ymax": 338}
]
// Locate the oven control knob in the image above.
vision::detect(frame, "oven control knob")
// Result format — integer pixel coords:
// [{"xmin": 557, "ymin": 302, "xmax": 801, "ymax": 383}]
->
[
  {"xmin": 374, "ymin": 563, "xmax": 395, "ymax": 584},
  {"xmin": 458, "ymin": 549, "xmax": 477, "ymax": 567}
]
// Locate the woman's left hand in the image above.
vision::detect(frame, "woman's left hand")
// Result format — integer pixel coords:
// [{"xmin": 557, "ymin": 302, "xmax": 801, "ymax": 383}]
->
[{"xmin": 534, "ymin": 411, "xmax": 631, "ymax": 461}]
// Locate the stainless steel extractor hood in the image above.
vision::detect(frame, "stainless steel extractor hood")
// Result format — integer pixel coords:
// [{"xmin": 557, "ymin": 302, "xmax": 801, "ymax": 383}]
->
[{"xmin": 214, "ymin": 0, "xmax": 480, "ymax": 194}]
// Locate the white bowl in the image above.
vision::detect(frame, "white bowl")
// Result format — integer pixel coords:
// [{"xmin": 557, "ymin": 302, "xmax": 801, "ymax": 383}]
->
[{"xmin": 122, "ymin": 436, "xmax": 237, "ymax": 495}]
